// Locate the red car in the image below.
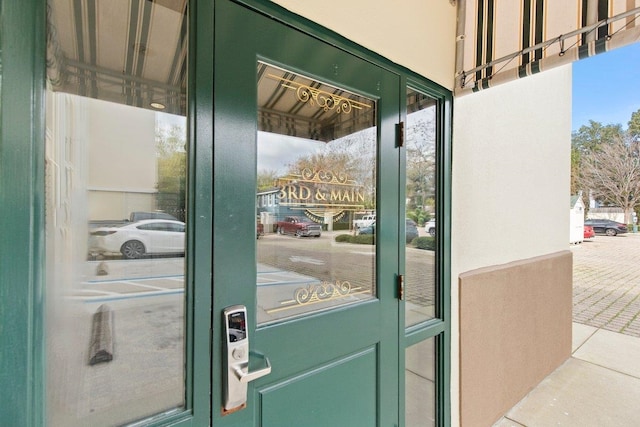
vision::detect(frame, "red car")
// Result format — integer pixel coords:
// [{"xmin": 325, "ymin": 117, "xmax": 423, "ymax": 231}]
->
[
  {"xmin": 276, "ymin": 216, "xmax": 322, "ymax": 237},
  {"xmin": 584, "ymin": 225, "xmax": 595, "ymax": 239}
]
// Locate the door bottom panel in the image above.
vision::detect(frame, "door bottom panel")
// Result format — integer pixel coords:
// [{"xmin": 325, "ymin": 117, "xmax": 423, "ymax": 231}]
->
[{"xmin": 258, "ymin": 347, "xmax": 377, "ymax": 427}]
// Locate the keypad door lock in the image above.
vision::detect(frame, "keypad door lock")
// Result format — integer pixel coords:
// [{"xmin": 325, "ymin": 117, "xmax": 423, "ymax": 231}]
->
[{"xmin": 222, "ymin": 305, "xmax": 272, "ymax": 413}]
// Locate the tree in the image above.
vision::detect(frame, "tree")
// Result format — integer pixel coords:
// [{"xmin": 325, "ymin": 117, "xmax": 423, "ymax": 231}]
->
[
  {"xmin": 284, "ymin": 129, "xmax": 377, "ymax": 208},
  {"xmin": 405, "ymin": 113, "xmax": 436, "ymax": 211},
  {"xmin": 578, "ymin": 134, "xmax": 640, "ymax": 224},
  {"xmin": 628, "ymin": 108, "xmax": 640, "ymax": 142},
  {"xmin": 572, "ymin": 120, "xmax": 624, "ymax": 153},
  {"xmin": 571, "ymin": 120, "xmax": 625, "ymax": 197},
  {"xmin": 570, "ymin": 145, "xmax": 582, "ymax": 195},
  {"xmin": 156, "ymin": 124, "xmax": 186, "ymax": 220},
  {"xmin": 257, "ymin": 170, "xmax": 280, "ymax": 191}
]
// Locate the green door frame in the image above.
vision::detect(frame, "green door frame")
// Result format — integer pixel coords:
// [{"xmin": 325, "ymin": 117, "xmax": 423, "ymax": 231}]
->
[
  {"xmin": 0, "ymin": 0, "xmax": 214, "ymax": 425},
  {"xmin": 0, "ymin": 0, "xmax": 451, "ymax": 425},
  {"xmin": 0, "ymin": 0, "xmax": 47, "ymax": 424},
  {"xmin": 400, "ymin": 76, "xmax": 453, "ymax": 427}
]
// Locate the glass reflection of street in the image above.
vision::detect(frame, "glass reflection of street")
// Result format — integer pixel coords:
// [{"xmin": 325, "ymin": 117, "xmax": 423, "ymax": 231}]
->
[
  {"xmin": 75, "ymin": 258, "xmax": 185, "ymax": 302},
  {"xmin": 256, "ymin": 231, "xmax": 435, "ymax": 325}
]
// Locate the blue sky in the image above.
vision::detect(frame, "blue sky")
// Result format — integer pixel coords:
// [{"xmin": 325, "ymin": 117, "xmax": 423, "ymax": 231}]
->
[{"xmin": 572, "ymin": 41, "xmax": 640, "ymax": 131}]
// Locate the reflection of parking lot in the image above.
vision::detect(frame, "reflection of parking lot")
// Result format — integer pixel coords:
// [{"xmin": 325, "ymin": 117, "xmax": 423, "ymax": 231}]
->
[
  {"xmin": 51, "ymin": 257, "xmax": 186, "ymax": 425},
  {"xmin": 257, "ymin": 230, "xmax": 436, "ymax": 323},
  {"xmin": 74, "ymin": 258, "xmax": 185, "ymax": 302},
  {"xmin": 78, "ymin": 233, "xmax": 436, "ymax": 319}
]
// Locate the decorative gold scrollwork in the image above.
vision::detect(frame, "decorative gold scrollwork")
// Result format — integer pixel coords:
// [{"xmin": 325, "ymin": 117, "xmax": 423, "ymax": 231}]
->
[
  {"xmin": 268, "ymin": 74, "xmax": 372, "ymax": 115},
  {"xmin": 298, "ymin": 168, "xmax": 349, "ymax": 184},
  {"xmin": 296, "ymin": 85, "xmax": 352, "ymax": 113},
  {"xmin": 294, "ymin": 281, "xmax": 352, "ymax": 305}
]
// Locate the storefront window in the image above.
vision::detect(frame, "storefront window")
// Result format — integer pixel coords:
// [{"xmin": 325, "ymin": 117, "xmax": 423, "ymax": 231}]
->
[
  {"xmin": 406, "ymin": 337, "xmax": 436, "ymax": 425},
  {"xmin": 45, "ymin": 1, "xmax": 188, "ymax": 425},
  {"xmin": 256, "ymin": 61, "xmax": 377, "ymax": 325},
  {"xmin": 405, "ymin": 88, "xmax": 438, "ymax": 326}
]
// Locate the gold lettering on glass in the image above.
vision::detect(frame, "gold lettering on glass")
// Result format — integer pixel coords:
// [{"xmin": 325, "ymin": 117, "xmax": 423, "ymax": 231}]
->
[
  {"xmin": 257, "ymin": 61, "xmax": 377, "ymax": 326},
  {"xmin": 267, "ymin": 74, "xmax": 373, "ymax": 114},
  {"xmin": 276, "ymin": 169, "xmax": 366, "ymax": 209}
]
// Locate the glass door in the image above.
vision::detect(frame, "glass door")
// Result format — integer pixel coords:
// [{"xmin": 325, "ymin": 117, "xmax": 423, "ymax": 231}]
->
[
  {"xmin": 212, "ymin": 1, "xmax": 401, "ymax": 425},
  {"xmin": 3, "ymin": 0, "xmax": 449, "ymax": 425},
  {"xmin": 42, "ymin": 1, "xmax": 210, "ymax": 425}
]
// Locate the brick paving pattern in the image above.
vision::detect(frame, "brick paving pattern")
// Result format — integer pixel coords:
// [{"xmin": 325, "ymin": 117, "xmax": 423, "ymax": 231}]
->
[{"xmin": 573, "ymin": 233, "xmax": 640, "ymax": 337}]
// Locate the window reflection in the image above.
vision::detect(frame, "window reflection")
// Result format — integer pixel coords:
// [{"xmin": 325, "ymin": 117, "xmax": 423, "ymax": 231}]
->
[
  {"xmin": 405, "ymin": 338, "xmax": 436, "ymax": 426},
  {"xmin": 256, "ymin": 62, "xmax": 377, "ymax": 325},
  {"xmin": 45, "ymin": 0, "xmax": 188, "ymax": 425},
  {"xmin": 405, "ymin": 88, "xmax": 438, "ymax": 326}
]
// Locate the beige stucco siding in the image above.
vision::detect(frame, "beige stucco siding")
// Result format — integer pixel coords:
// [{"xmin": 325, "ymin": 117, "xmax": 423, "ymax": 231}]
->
[
  {"xmin": 271, "ymin": 0, "xmax": 457, "ymax": 90},
  {"xmin": 451, "ymin": 64, "xmax": 573, "ymax": 426},
  {"xmin": 87, "ymin": 98, "xmax": 157, "ymax": 193}
]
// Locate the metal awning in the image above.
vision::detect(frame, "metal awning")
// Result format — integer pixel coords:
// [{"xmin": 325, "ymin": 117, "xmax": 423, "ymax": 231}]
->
[
  {"xmin": 47, "ymin": 0, "xmax": 437, "ymax": 139},
  {"xmin": 257, "ymin": 61, "xmax": 378, "ymax": 142},
  {"xmin": 456, "ymin": 0, "xmax": 640, "ymax": 95},
  {"xmin": 47, "ymin": 0, "xmax": 188, "ymax": 115}
]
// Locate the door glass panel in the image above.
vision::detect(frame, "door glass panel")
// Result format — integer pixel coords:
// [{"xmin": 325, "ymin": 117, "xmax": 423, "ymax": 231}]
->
[
  {"xmin": 256, "ymin": 61, "xmax": 377, "ymax": 325},
  {"xmin": 405, "ymin": 337, "xmax": 436, "ymax": 426},
  {"xmin": 45, "ymin": 1, "xmax": 188, "ymax": 425},
  {"xmin": 405, "ymin": 88, "xmax": 438, "ymax": 326}
]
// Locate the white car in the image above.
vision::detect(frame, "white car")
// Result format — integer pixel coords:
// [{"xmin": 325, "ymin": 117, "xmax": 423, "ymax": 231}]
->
[
  {"xmin": 89, "ymin": 219, "xmax": 185, "ymax": 259},
  {"xmin": 425, "ymin": 219, "xmax": 436, "ymax": 237}
]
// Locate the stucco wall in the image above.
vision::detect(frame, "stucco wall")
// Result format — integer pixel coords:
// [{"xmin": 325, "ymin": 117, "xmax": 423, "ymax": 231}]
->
[
  {"xmin": 86, "ymin": 98, "xmax": 158, "ymax": 220},
  {"xmin": 88, "ymin": 98, "xmax": 157, "ymax": 193},
  {"xmin": 271, "ymin": 0, "xmax": 457, "ymax": 90},
  {"xmin": 451, "ymin": 65, "xmax": 573, "ymax": 426},
  {"xmin": 459, "ymin": 251, "xmax": 573, "ymax": 426}
]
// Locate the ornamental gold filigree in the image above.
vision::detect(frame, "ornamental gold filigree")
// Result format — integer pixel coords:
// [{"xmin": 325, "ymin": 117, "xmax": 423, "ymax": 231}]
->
[
  {"xmin": 300, "ymin": 168, "xmax": 350, "ymax": 184},
  {"xmin": 294, "ymin": 280, "xmax": 352, "ymax": 305},
  {"xmin": 268, "ymin": 74, "xmax": 372, "ymax": 114}
]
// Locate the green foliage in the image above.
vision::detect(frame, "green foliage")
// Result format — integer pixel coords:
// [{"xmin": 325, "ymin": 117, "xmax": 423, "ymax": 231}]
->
[
  {"xmin": 332, "ymin": 222, "xmax": 350, "ymax": 231},
  {"xmin": 257, "ymin": 170, "xmax": 280, "ymax": 191},
  {"xmin": 570, "ymin": 145, "xmax": 582, "ymax": 195},
  {"xmin": 156, "ymin": 124, "xmax": 187, "ymax": 220},
  {"xmin": 411, "ymin": 236, "xmax": 435, "ymax": 250},
  {"xmin": 572, "ymin": 120, "xmax": 624, "ymax": 153},
  {"xmin": 571, "ymin": 113, "xmax": 640, "ymax": 213},
  {"xmin": 629, "ymin": 109, "xmax": 640, "ymax": 142},
  {"xmin": 406, "ymin": 208, "xmax": 431, "ymax": 227},
  {"xmin": 334, "ymin": 234, "xmax": 374, "ymax": 245},
  {"xmin": 353, "ymin": 234, "xmax": 375, "ymax": 244}
]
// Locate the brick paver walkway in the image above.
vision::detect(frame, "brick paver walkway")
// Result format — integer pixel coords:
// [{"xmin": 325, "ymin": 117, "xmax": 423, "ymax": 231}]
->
[{"xmin": 572, "ymin": 233, "xmax": 640, "ymax": 337}]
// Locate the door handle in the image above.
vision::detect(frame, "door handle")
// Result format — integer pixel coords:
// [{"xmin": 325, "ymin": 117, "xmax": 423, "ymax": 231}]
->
[
  {"xmin": 222, "ymin": 305, "xmax": 272, "ymax": 413},
  {"xmin": 233, "ymin": 351, "xmax": 271, "ymax": 383}
]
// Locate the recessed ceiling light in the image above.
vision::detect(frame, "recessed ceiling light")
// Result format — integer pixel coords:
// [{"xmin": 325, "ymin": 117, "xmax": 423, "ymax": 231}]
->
[{"xmin": 150, "ymin": 102, "xmax": 166, "ymax": 110}]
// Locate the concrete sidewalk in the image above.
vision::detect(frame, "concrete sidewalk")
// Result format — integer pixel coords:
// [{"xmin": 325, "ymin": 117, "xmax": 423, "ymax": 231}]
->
[{"xmin": 494, "ymin": 322, "xmax": 640, "ymax": 426}]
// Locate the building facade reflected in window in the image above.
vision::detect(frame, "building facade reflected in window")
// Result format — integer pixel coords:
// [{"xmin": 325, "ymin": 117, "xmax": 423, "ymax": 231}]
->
[{"xmin": 45, "ymin": 1, "xmax": 188, "ymax": 425}]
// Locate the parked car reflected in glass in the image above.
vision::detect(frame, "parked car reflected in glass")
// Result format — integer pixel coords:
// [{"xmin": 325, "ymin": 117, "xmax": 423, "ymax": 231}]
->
[
  {"xmin": 357, "ymin": 222, "xmax": 376, "ymax": 236},
  {"xmin": 275, "ymin": 216, "xmax": 322, "ymax": 238},
  {"xmin": 357, "ymin": 219, "xmax": 419, "ymax": 244},
  {"xmin": 424, "ymin": 219, "xmax": 436, "ymax": 237},
  {"xmin": 584, "ymin": 219, "xmax": 628, "ymax": 236},
  {"xmin": 405, "ymin": 218, "xmax": 419, "ymax": 243},
  {"xmin": 89, "ymin": 219, "xmax": 185, "ymax": 259}
]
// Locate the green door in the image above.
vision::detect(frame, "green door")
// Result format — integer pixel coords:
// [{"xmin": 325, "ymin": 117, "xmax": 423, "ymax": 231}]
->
[
  {"xmin": 1, "ymin": 1, "xmax": 448, "ymax": 424},
  {"xmin": 212, "ymin": 1, "xmax": 401, "ymax": 425}
]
